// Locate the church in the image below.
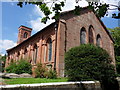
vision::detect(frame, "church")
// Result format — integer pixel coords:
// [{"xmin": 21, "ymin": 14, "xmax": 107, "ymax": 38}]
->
[{"xmin": 5, "ymin": 7, "xmax": 115, "ymax": 77}]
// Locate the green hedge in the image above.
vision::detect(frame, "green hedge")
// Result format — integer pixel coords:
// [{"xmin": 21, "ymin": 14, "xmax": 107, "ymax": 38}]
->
[
  {"xmin": 6, "ymin": 59, "xmax": 32, "ymax": 74},
  {"xmin": 65, "ymin": 44, "xmax": 116, "ymax": 82}
]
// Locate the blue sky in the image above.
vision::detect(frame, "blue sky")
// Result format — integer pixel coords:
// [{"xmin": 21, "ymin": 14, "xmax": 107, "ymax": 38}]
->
[{"xmin": 0, "ymin": 0, "xmax": 119, "ymax": 55}]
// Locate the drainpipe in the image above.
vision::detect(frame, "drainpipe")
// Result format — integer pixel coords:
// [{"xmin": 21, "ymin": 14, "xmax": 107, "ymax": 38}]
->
[{"xmin": 54, "ymin": 22, "xmax": 58, "ymax": 71}]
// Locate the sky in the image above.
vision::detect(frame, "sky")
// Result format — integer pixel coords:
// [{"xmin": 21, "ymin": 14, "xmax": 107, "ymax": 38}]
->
[{"xmin": 0, "ymin": 0, "xmax": 119, "ymax": 55}]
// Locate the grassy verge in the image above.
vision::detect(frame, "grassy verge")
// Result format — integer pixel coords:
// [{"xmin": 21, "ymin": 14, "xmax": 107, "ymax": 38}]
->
[{"xmin": 4, "ymin": 78, "xmax": 68, "ymax": 85}]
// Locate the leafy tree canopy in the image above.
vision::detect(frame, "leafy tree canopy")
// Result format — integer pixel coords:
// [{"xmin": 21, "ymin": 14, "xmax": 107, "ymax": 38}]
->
[
  {"xmin": 108, "ymin": 27, "xmax": 120, "ymax": 56},
  {"xmin": 17, "ymin": 0, "xmax": 120, "ymax": 24},
  {"xmin": 108, "ymin": 27, "xmax": 120, "ymax": 75},
  {"xmin": 65, "ymin": 44, "xmax": 118, "ymax": 90}
]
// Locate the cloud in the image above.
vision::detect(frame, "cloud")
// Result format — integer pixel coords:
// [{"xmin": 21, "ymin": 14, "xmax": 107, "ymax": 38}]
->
[
  {"xmin": 29, "ymin": 17, "xmax": 55, "ymax": 32},
  {"xmin": 0, "ymin": 40, "xmax": 16, "ymax": 55},
  {"xmin": 10, "ymin": 2, "xmax": 15, "ymax": 6},
  {"xmin": 61, "ymin": 0, "xmax": 88, "ymax": 11},
  {"xmin": 33, "ymin": 5, "xmax": 45, "ymax": 17},
  {"xmin": 100, "ymin": 0, "xmax": 119, "ymax": 17}
]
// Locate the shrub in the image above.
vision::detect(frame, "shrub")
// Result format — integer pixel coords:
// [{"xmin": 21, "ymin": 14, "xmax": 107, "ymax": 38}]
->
[
  {"xmin": 34, "ymin": 63, "xmax": 46, "ymax": 78},
  {"xmin": 6, "ymin": 59, "xmax": 32, "ymax": 74},
  {"xmin": 45, "ymin": 69, "xmax": 57, "ymax": 79},
  {"xmin": 65, "ymin": 44, "xmax": 118, "ymax": 90},
  {"xmin": 35, "ymin": 63, "xmax": 57, "ymax": 79},
  {"xmin": 5, "ymin": 62, "xmax": 17, "ymax": 73},
  {"xmin": 116, "ymin": 56, "xmax": 120, "ymax": 75}
]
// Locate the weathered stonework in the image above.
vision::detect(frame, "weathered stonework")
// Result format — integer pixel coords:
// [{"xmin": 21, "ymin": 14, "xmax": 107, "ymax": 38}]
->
[{"xmin": 5, "ymin": 8, "xmax": 115, "ymax": 77}]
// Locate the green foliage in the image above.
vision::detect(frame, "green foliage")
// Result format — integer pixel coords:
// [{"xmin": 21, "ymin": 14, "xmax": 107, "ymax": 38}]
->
[
  {"xmin": 88, "ymin": 2, "xmax": 109, "ymax": 18},
  {"xmin": 108, "ymin": 27, "xmax": 120, "ymax": 75},
  {"xmin": 17, "ymin": 0, "xmax": 65, "ymax": 23},
  {"xmin": 44, "ymin": 69, "xmax": 57, "ymax": 79},
  {"xmin": 6, "ymin": 59, "xmax": 32, "ymax": 74},
  {"xmin": 65, "ymin": 44, "xmax": 116, "ymax": 82},
  {"xmin": 73, "ymin": 6, "xmax": 82, "ymax": 15},
  {"xmin": 35, "ymin": 63, "xmax": 57, "ymax": 79},
  {"xmin": 5, "ymin": 62, "xmax": 17, "ymax": 73},
  {"xmin": 0, "ymin": 55, "xmax": 6, "ymax": 72},
  {"xmin": 17, "ymin": 0, "xmax": 120, "ymax": 23},
  {"xmin": 35, "ymin": 63, "xmax": 46, "ymax": 78},
  {"xmin": 108, "ymin": 27, "xmax": 120, "ymax": 56}
]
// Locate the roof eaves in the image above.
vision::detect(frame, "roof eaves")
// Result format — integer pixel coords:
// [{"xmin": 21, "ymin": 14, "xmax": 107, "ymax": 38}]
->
[{"xmin": 7, "ymin": 22, "xmax": 56, "ymax": 53}]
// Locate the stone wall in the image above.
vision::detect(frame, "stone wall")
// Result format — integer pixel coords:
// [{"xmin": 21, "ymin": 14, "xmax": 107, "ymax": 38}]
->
[
  {"xmin": 0, "ymin": 81, "xmax": 101, "ymax": 90},
  {"xmin": 1, "ymin": 80, "xmax": 120, "ymax": 90}
]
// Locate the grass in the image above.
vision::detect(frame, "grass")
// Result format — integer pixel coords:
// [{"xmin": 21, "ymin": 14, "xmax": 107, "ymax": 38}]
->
[{"xmin": 4, "ymin": 78, "xmax": 68, "ymax": 85}]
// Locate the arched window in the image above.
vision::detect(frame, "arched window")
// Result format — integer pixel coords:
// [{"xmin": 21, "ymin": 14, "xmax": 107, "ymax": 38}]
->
[
  {"xmin": 88, "ymin": 26, "xmax": 94, "ymax": 44},
  {"xmin": 80, "ymin": 27, "xmax": 86, "ymax": 44},
  {"xmin": 24, "ymin": 48, "xmax": 27, "ymax": 59},
  {"xmin": 17, "ymin": 52, "xmax": 20, "ymax": 57},
  {"xmin": 44, "ymin": 45, "xmax": 47, "ymax": 62},
  {"xmin": 33, "ymin": 44, "xmax": 38, "ymax": 64},
  {"xmin": 24, "ymin": 32, "xmax": 28, "ymax": 38},
  {"xmin": 16, "ymin": 52, "xmax": 20, "ymax": 60},
  {"xmin": 47, "ymin": 38, "xmax": 52, "ymax": 61},
  {"xmin": 96, "ymin": 34, "xmax": 102, "ymax": 47}
]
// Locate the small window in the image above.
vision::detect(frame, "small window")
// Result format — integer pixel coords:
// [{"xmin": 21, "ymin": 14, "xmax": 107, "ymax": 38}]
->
[
  {"xmin": 89, "ymin": 26, "xmax": 94, "ymax": 44},
  {"xmin": 80, "ymin": 27, "xmax": 86, "ymax": 44},
  {"xmin": 24, "ymin": 32, "xmax": 28, "ymax": 38},
  {"xmin": 96, "ymin": 34, "xmax": 102, "ymax": 47},
  {"xmin": 47, "ymin": 38, "xmax": 52, "ymax": 61}
]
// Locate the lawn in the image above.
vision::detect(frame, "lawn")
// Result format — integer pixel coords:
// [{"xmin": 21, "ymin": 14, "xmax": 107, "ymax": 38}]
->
[{"xmin": 4, "ymin": 78, "xmax": 68, "ymax": 85}]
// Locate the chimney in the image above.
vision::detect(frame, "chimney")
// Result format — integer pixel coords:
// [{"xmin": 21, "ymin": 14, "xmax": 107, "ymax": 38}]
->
[{"xmin": 17, "ymin": 25, "xmax": 32, "ymax": 44}]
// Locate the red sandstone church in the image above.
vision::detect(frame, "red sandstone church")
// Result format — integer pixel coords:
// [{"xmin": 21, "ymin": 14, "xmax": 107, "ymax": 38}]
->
[{"xmin": 5, "ymin": 7, "xmax": 115, "ymax": 77}]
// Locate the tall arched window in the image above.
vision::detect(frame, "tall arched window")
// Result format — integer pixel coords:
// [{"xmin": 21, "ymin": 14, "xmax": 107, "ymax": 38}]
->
[
  {"xmin": 24, "ymin": 32, "xmax": 28, "ymax": 38},
  {"xmin": 88, "ymin": 26, "xmax": 94, "ymax": 44},
  {"xmin": 33, "ymin": 44, "xmax": 38, "ymax": 64},
  {"xmin": 80, "ymin": 27, "xmax": 86, "ymax": 44},
  {"xmin": 96, "ymin": 34, "xmax": 102, "ymax": 47},
  {"xmin": 24, "ymin": 48, "xmax": 27, "ymax": 59},
  {"xmin": 44, "ymin": 44, "xmax": 47, "ymax": 62},
  {"xmin": 47, "ymin": 38, "xmax": 52, "ymax": 61},
  {"xmin": 17, "ymin": 52, "xmax": 20, "ymax": 60}
]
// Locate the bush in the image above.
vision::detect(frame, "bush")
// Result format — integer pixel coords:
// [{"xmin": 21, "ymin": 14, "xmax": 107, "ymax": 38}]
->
[
  {"xmin": 45, "ymin": 69, "xmax": 57, "ymax": 79},
  {"xmin": 35, "ymin": 63, "xmax": 46, "ymax": 78},
  {"xmin": 5, "ymin": 62, "xmax": 17, "ymax": 73},
  {"xmin": 6, "ymin": 59, "xmax": 32, "ymax": 74},
  {"xmin": 65, "ymin": 44, "xmax": 118, "ymax": 90},
  {"xmin": 35, "ymin": 63, "xmax": 57, "ymax": 79},
  {"xmin": 116, "ymin": 56, "xmax": 120, "ymax": 75}
]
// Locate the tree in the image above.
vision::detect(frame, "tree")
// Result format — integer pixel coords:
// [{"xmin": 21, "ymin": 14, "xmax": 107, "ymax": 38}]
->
[
  {"xmin": 65, "ymin": 44, "xmax": 118, "ymax": 90},
  {"xmin": 0, "ymin": 54, "xmax": 6, "ymax": 72},
  {"xmin": 108, "ymin": 27, "xmax": 120, "ymax": 75},
  {"xmin": 17, "ymin": 0, "xmax": 120, "ymax": 24}
]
